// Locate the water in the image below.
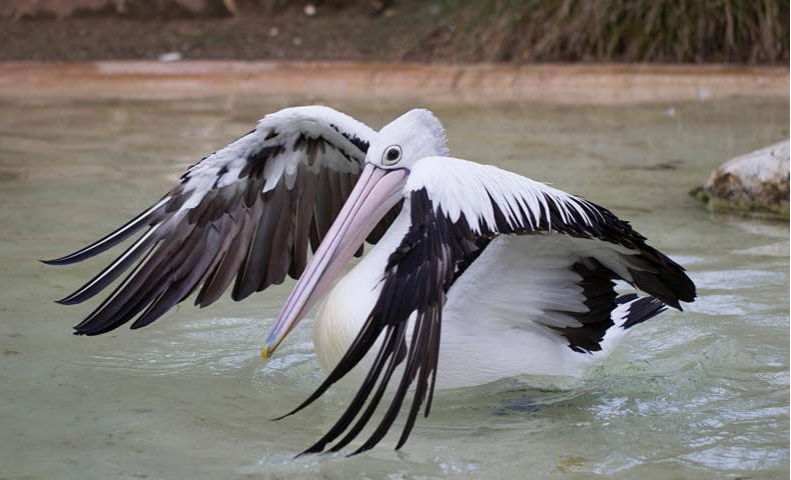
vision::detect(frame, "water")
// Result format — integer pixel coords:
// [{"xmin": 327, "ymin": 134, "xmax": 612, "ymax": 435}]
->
[{"xmin": 0, "ymin": 93, "xmax": 788, "ymax": 479}]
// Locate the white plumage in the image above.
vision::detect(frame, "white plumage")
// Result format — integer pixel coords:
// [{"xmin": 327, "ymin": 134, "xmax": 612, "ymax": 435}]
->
[
  {"xmin": 313, "ymin": 156, "xmax": 669, "ymax": 388},
  {"xmin": 47, "ymin": 106, "xmax": 695, "ymax": 455}
]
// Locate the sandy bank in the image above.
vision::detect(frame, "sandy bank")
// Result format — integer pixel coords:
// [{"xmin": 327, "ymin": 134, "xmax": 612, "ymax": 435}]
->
[{"xmin": 0, "ymin": 62, "xmax": 787, "ymax": 105}]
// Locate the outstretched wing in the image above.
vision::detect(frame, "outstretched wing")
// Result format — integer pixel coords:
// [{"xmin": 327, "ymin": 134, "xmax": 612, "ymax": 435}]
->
[
  {"xmin": 45, "ymin": 106, "xmax": 400, "ymax": 336},
  {"xmin": 279, "ymin": 156, "xmax": 696, "ymax": 455}
]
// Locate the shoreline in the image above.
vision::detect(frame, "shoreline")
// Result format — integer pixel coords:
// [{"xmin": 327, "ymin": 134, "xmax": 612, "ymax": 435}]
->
[{"xmin": 0, "ymin": 61, "xmax": 787, "ymax": 105}]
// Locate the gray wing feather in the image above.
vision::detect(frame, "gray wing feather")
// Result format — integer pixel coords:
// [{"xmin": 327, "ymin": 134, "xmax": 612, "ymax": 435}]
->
[{"xmin": 46, "ymin": 107, "xmax": 399, "ymax": 335}]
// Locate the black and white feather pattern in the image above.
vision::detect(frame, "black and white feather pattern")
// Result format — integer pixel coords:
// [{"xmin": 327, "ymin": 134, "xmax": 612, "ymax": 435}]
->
[
  {"xmin": 45, "ymin": 106, "xmax": 400, "ymax": 335},
  {"xmin": 283, "ymin": 156, "xmax": 695, "ymax": 454}
]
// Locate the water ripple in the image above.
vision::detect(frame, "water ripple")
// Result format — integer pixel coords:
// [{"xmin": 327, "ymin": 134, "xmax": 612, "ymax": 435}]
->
[{"xmin": 67, "ymin": 316, "xmax": 270, "ymax": 377}]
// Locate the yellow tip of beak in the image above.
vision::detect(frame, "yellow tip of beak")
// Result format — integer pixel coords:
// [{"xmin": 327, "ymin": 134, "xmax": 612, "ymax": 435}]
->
[{"xmin": 261, "ymin": 347, "xmax": 270, "ymax": 361}]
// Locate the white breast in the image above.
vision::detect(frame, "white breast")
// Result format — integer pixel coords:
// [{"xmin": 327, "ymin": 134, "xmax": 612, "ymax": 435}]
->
[
  {"xmin": 311, "ymin": 213, "xmax": 625, "ymax": 390},
  {"xmin": 312, "ymin": 210, "xmax": 410, "ymax": 376}
]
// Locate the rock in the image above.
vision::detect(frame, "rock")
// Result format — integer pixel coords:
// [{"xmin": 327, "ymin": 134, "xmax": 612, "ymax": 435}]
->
[
  {"xmin": 158, "ymin": 51, "xmax": 183, "ymax": 62},
  {"xmin": 692, "ymin": 141, "xmax": 789, "ymax": 219}
]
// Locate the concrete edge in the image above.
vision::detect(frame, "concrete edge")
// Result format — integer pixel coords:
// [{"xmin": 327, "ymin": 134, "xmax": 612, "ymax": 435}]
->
[{"xmin": 0, "ymin": 61, "xmax": 788, "ymax": 104}]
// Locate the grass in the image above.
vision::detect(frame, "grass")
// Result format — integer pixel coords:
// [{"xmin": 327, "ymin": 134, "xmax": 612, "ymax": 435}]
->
[{"xmin": 417, "ymin": 0, "xmax": 790, "ymax": 64}]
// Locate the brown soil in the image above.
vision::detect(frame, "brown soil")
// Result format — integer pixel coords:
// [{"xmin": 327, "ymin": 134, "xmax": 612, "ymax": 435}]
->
[
  {"xmin": 0, "ymin": 3, "xmax": 454, "ymax": 63},
  {"xmin": 1, "ymin": 1, "xmax": 788, "ymax": 64}
]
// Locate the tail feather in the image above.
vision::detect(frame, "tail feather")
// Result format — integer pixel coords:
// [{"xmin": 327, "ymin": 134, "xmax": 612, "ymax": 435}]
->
[
  {"xmin": 621, "ymin": 297, "xmax": 667, "ymax": 330},
  {"xmin": 593, "ymin": 294, "xmax": 668, "ymax": 357},
  {"xmin": 617, "ymin": 295, "xmax": 667, "ymax": 330}
]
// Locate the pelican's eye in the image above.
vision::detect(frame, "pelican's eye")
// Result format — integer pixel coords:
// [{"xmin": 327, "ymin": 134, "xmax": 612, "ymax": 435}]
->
[{"xmin": 382, "ymin": 145, "xmax": 402, "ymax": 166}]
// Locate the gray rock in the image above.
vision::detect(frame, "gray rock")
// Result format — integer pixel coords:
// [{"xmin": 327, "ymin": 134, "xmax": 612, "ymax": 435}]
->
[{"xmin": 692, "ymin": 141, "xmax": 789, "ymax": 219}]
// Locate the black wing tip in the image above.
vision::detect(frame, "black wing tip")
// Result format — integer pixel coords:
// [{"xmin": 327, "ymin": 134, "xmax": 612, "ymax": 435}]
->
[
  {"xmin": 270, "ymin": 412, "xmax": 293, "ymax": 422},
  {"xmin": 682, "ymin": 285, "xmax": 697, "ymax": 305},
  {"xmin": 347, "ymin": 447, "xmax": 370, "ymax": 457},
  {"xmin": 270, "ymin": 394, "xmax": 321, "ymax": 422},
  {"xmin": 73, "ymin": 327, "xmax": 114, "ymax": 336},
  {"xmin": 669, "ymin": 283, "xmax": 696, "ymax": 310},
  {"xmin": 73, "ymin": 324, "xmax": 94, "ymax": 335},
  {"xmin": 628, "ymin": 264, "xmax": 696, "ymax": 312},
  {"xmin": 40, "ymin": 243, "xmax": 117, "ymax": 266},
  {"xmin": 667, "ymin": 298, "xmax": 683, "ymax": 310},
  {"xmin": 40, "ymin": 255, "xmax": 78, "ymax": 266},
  {"xmin": 55, "ymin": 291, "xmax": 87, "ymax": 305},
  {"xmin": 73, "ymin": 317, "xmax": 125, "ymax": 336},
  {"xmin": 295, "ymin": 445, "xmax": 325, "ymax": 458},
  {"xmin": 674, "ymin": 270, "xmax": 697, "ymax": 306}
]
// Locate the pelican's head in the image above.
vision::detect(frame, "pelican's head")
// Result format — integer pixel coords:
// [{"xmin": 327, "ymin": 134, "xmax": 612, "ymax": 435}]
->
[
  {"xmin": 368, "ymin": 109, "xmax": 449, "ymax": 170},
  {"xmin": 264, "ymin": 109, "xmax": 447, "ymax": 359}
]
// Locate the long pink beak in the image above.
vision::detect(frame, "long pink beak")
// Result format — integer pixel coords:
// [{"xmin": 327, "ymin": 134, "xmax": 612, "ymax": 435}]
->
[{"xmin": 263, "ymin": 164, "xmax": 407, "ymax": 359}]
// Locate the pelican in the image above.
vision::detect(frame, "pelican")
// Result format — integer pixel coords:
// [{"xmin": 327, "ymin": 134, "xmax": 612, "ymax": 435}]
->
[{"xmin": 46, "ymin": 106, "xmax": 696, "ymax": 455}]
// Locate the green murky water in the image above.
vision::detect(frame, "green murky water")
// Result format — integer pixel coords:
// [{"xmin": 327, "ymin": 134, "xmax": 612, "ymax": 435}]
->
[{"xmin": 0, "ymin": 93, "xmax": 788, "ymax": 479}]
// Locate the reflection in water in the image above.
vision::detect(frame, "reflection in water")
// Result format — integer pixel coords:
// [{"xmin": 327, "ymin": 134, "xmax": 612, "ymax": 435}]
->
[{"xmin": 0, "ymin": 95, "xmax": 788, "ymax": 479}]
